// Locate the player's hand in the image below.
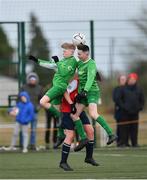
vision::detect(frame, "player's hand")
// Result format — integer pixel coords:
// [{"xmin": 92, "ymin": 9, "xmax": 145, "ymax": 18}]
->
[
  {"xmin": 71, "ymin": 103, "xmax": 77, "ymax": 114},
  {"xmin": 79, "ymin": 90, "xmax": 87, "ymax": 98},
  {"xmin": 28, "ymin": 55, "xmax": 38, "ymax": 63},
  {"xmin": 52, "ymin": 56, "xmax": 59, "ymax": 63},
  {"xmin": 75, "ymin": 90, "xmax": 87, "ymax": 103}
]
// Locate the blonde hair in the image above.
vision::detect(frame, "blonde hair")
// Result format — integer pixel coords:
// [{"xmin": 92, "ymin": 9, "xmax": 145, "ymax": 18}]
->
[{"xmin": 61, "ymin": 43, "xmax": 76, "ymax": 50}]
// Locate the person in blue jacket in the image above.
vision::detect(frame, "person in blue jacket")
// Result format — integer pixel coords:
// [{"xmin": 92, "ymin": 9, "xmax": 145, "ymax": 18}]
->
[{"xmin": 8, "ymin": 91, "xmax": 35, "ymax": 153}]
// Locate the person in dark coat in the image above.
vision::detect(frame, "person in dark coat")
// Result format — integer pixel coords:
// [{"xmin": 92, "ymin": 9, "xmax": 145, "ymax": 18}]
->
[
  {"xmin": 113, "ymin": 75, "xmax": 127, "ymax": 146},
  {"xmin": 20, "ymin": 72, "xmax": 43, "ymax": 150},
  {"xmin": 117, "ymin": 73, "xmax": 145, "ymax": 147},
  {"xmin": 45, "ymin": 110, "xmax": 57, "ymax": 149}
]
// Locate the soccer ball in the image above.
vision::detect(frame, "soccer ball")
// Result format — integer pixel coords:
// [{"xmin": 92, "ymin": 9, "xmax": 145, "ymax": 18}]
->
[
  {"xmin": 72, "ymin": 33, "xmax": 86, "ymax": 46},
  {"xmin": 13, "ymin": 107, "xmax": 19, "ymax": 115},
  {"xmin": 9, "ymin": 107, "xmax": 19, "ymax": 116}
]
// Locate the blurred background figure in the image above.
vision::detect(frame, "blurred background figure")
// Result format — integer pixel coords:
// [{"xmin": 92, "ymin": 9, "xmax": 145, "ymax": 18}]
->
[
  {"xmin": 45, "ymin": 110, "xmax": 57, "ymax": 149},
  {"xmin": 20, "ymin": 72, "xmax": 43, "ymax": 150},
  {"xmin": 117, "ymin": 73, "xmax": 145, "ymax": 147},
  {"xmin": 7, "ymin": 91, "xmax": 34, "ymax": 153},
  {"xmin": 113, "ymin": 75, "xmax": 127, "ymax": 146}
]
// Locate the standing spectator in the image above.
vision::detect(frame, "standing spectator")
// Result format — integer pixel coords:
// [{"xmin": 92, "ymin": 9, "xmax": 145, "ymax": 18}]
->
[
  {"xmin": 113, "ymin": 75, "xmax": 127, "ymax": 146},
  {"xmin": 45, "ymin": 110, "xmax": 57, "ymax": 149},
  {"xmin": 117, "ymin": 73, "xmax": 145, "ymax": 147},
  {"xmin": 20, "ymin": 72, "xmax": 43, "ymax": 150},
  {"xmin": 8, "ymin": 91, "xmax": 34, "ymax": 153}
]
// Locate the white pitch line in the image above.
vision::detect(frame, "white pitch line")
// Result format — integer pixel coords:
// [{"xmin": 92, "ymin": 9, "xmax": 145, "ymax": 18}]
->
[
  {"xmin": 71, "ymin": 152, "xmax": 147, "ymax": 158},
  {"xmin": 100, "ymin": 154, "xmax": 147, "ymax": 158}
]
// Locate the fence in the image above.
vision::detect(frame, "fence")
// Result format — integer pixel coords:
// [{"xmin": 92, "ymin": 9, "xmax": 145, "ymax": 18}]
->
[
  {"xmin": 0, "ymin": 111, "xmax": 147, "ymax": 147},
  {"xmin": 0, "ymin": 19, "xmax": 146, "ymax": 106},
  {"xmin": 0, "ymin": 20, "xmax": 147, "ymax": 147}
]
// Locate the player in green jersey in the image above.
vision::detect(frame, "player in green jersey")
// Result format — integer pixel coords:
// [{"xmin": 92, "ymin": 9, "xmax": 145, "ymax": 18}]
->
[
  {"xmin": 28, "ymin": 43, "xmax": 89, "ymax": 149},
  {"xmin": 71, "ymin": 44, "xmax": 117, "ymax": 151}
]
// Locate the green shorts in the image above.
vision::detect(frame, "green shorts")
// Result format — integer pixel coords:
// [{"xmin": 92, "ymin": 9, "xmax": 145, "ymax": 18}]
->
[
  {"xmin": 45, "ymin": 86, "xmax": 66, "ymax": 105},
  {"xmin": 79, "ymin": 90, "xmax": 100, "ymax": 106}
]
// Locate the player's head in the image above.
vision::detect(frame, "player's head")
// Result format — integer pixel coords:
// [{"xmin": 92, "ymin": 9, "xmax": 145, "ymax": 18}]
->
[
  {"xmin": 127, "ymin": 73, "xmax": 138, "ymax": 85},
  {"xmin": 77, "ymin": 44, "xmax": 89, "ymax": 61},
  {"xmin": 61, "ymin": 43, "xmax": 76, "ymax": 58}
]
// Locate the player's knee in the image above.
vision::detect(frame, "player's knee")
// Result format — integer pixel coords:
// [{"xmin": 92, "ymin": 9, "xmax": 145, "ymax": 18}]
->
[
  {"xmin": 70, "ymin": 114, "xmax": 78, "ymax": 121},
  {"xmin": 89, "ymin": 111, "xmax": 97, "ymax": 120}
]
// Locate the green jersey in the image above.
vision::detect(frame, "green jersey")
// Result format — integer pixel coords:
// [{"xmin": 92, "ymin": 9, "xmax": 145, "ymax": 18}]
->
[
  {"xmin": 78, "ymin": 58, "xmax": 99, "ymax": 92},
  {"xmin": 38, "ymin": 56, "xmax": 77, "ymax": 89}
]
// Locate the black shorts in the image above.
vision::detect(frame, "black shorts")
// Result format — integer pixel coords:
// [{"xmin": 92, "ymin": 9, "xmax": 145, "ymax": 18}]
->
[{"xmin": 61, "ymin": 111, "xmax": 90, "ymax": 130}]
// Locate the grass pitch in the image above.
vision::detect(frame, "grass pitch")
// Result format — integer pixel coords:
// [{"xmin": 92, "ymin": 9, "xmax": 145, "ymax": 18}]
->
[{"xmin": 0, "ymin": 147, "xmax": 147, "ymax": 179}]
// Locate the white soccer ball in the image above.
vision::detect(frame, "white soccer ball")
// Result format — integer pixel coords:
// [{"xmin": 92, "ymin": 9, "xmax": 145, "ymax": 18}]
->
[
  {"xmin": 14, "ymin": 107, "xmax": 19, "ymax": 115},
  {"xmin": 72, "ymin": 33, "xmax": 86, "ymax": 46},
  {"xmin": 10, "ymin": 107, "xmax": 19, "ymax": 116}
]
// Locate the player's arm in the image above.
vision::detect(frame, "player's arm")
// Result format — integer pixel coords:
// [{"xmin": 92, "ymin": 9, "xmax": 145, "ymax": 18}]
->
[
  {"xmin": 28, "ymin": 55, "xmax": 58, "ymax": 70},
  {"xmin": 64, "ymin": 79, "xmax": 78, "ymax": 114},
  {"xmin": 64, "ymin": 91, "xmax": 73, "ymax": 105},
  {"xmin": 77, "ymin": 62, "xmax": 96, "ymax": 99},
  {"xmin": 38, "ymin": 59, "xmax": 57, "ymax": 70},
  {"xmin": 84, "ymin": 62, "xmax": 96, "ymax": 92},
  {"xmin": 64, "ymin": 79, "xmax": 78, "ymax": 104}
]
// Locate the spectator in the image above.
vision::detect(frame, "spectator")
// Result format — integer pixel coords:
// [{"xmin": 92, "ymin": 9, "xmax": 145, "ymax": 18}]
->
[
  {"xmin": 20, "ymin": 72, "xmax": 43, "ymax": 150},
  {"xmin": 113, "ymin": 75, "xmax": 127, "ymax": 146},
  {"xmin": 45, "ymin": 110, "xmax": 57, "ymax": 149},
  {"xmin": 8, "ymin": 91, "xmax": 34, "ymax": 153},
  {"xmin": 117, "ymin": 73, "xmax": 145, "ymax": 147}
]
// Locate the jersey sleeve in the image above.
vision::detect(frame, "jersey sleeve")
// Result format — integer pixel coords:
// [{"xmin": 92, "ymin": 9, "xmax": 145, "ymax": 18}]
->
[
  {"xmin": 84, "ymin": 61, "xmax": 96, "ymax": 92},
  {"xmin": 67, "ymin": 79, "xmax": 78, "ymax": 93},
  {"xmin": 38, "ymin": 59, "xmax": 57, "ymax": 70}
]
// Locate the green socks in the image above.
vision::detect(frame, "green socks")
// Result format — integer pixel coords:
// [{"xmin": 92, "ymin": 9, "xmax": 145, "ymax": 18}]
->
[
  {"xmin": 48, "ymin": 105, "xmax": 60, "ymax": 118},
  {"xmin": 96, "ymin": 116, "xmax": 113, "ymax": 136},
  {"xmin": 57, "ymin": 127, "xmax": 65, "ymax": 138},
  {"xmin": 74, "ymin": 119, "xmax": 87, "ymax": 140}
]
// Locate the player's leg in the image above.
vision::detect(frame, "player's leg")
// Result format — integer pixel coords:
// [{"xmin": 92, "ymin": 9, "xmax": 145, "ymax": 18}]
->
[
  {"xmin": 80, "ymin": 111, "xmax": 99, "ymax": 166},
  {"xmin": 60, "ymin": 130, "xmax": 74, "ymax": 171},
  {"xmin": 40, "ymin": 87, "xmax": 65, "ymax": 148},
  {"xmin": 59, "ymin": 113, "xmax": 75, "ymax": 171},
  {"xmin": 40, "ymin": 86, "xmax": 65, "ymax": 118},
  {"xmin": 55, "ymin": 103, "xmax": 89, "ymax": 150},
  {"xmin": 71, "ymin": 103, "xmax": 89, "ymax": 151},
  {"xmin": 71, "ymin": 103, "xmax": 86, "ymax": 140},
  {"xmin": 88, "ymin": 103, "xmax": 117, "ymax": 145},
  {"xmin": 40, "ymin": 95, "xmax": 61, "ymax": 118}
]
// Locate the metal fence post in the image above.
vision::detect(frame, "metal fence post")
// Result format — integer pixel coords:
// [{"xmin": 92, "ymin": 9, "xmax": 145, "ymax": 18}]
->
[
  {"xmin": 90, "ymin": 20, "xmax": 97, "ymax": 147},
  {"xmin": 18, "ymin": 22, "xmax": 26, "ymax": 90}
]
